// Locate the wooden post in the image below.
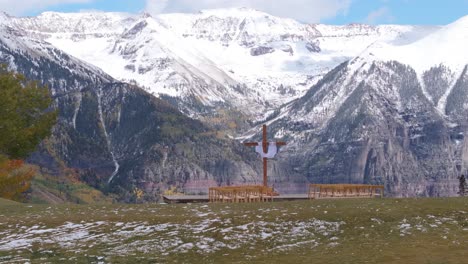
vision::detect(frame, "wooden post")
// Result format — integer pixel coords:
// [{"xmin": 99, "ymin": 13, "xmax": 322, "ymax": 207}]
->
[{"xmin": 262, "ymin": 125, "xmax": 268, "ymax": 187}]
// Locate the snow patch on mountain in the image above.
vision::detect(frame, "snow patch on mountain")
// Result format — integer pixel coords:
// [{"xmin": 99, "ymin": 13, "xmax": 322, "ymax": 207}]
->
[
  {"xmin": 437, "ymin": 69, "xmax": 466, "ymax": 114},
  {"xmin": 360, "ymin": 15, "xmax": 468, "ymax": 74},
  {"xmin": 3, "ymin": 8, "xmax": 442, "ymax": 119}
]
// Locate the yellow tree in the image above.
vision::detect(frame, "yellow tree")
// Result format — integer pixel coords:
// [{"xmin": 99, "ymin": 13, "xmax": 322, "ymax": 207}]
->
[{"xmin": 0, "ymin": 158, "xmax": 34, "ymax": 200}]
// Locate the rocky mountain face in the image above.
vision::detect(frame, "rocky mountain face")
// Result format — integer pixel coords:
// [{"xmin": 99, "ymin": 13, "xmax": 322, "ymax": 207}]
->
[
  {"xmin": 260, "ymin": 15, "xmax": 468, "ymax": 196},
  {"xmin": 0, "ymin": 18, "xmax": 262, "ymax": 202},
  {"xmin": 263, "ymin": 61, "xmax": 463, "ymax": 196}
]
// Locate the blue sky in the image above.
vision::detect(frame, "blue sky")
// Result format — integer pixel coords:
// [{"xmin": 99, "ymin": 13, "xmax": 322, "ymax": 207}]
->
[
  {"xmin": 4, "ymin": 0, "xmax": 468, "ymax": 25},
  {"xmin": 36, "ymin": 0, "xmax": 146, "ymax": 14},
  {"xmin": 327, "ymin": 0, "xmax": 468, "ymax": 25}
]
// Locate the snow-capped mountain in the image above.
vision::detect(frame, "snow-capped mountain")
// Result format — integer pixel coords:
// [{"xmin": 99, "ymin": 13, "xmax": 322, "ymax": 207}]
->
[
  {"xmin": 266, "ymin": 15, "xmax": 468, "ymax": 134},
  {"xmin": 0, "ymin": 12, "xmax": 113, "ymax": 93},
  {"xmin": 0, "ymin": 13, "xmax": 263, "ymax": 202},
  {"xmin": 7, "ymin": 8, "xmax": 439, "ymax": 120},
  {"xmin": 259, "ymin": 15, "xmax": 468, "ymax": 197}
]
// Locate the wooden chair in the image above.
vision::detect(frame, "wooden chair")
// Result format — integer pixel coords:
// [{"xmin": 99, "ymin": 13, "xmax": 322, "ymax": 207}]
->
[{"xmin": 260, "ymin": 186, "xmax": 274, "ymax": 202}]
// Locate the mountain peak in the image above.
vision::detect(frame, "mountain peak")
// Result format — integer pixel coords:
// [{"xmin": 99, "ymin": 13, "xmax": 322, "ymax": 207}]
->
[
  {"xmin": 0, "ymin": 11, "xmax": 11, "ymax": 17},
  {"xmin": 0, "ymin": 11, "xmax": 12, "ymax": 24},
  {"xmin": 198, "ymin": 7, "xmax": 266, "ymax": 16},
  {"xmin": 447, "ymin": 14, "xmax": 468, "ymax": 28},
  {"xmin": 438, "ymin": 15, "xmax": 468, "ymax": 42},
  {"xmin": 355, "ymin": 15, "xmax": 468, "ymax": 75},
  {"xmin": 190, "ymin": 7, "xmax": 299, "ymax": 23},
  {"xmin": 14, "ymin": 11, "xmax": 135, "ymax": 35},
  {"xmin": 37, "ymin": 10, "xmax": 131, "ymax": 18},
  {"xmin": 140, "ymin": 12, "xmax": 152, "ymax": 19}
]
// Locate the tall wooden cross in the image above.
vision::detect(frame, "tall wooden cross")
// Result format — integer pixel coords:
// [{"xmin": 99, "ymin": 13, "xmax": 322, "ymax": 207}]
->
[{"xmin": 243, "ymin": 124, "xmax": 287, "ymax": 187}]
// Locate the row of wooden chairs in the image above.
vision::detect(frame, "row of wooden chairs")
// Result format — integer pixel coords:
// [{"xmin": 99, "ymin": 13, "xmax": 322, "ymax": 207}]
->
[
  {"xmin": 308, "ymin": 184, "xmax": 384, "ymax": 199},
  {"xmin": 209, "ymin": 185, "xmax": 275, "ymax": 203}
]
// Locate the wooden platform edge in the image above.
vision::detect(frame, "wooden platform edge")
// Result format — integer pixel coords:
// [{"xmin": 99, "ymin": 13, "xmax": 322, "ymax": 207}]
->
[
  {"xmin": 163, "ymin": 195, "xmax": 209, "ymax": 204},
  {"xmin": 163, "ymin": 194, "xmax": 311, "ymax": 203}
]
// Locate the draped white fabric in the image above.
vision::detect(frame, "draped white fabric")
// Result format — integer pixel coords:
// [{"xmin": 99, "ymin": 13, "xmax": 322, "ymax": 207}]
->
[{"xmin": 255, "ymin": 142, "xmax": 278, "ymax": 158}]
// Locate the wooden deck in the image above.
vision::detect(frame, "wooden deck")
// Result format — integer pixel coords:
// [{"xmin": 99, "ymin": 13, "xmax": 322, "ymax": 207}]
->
[{"xmin": 163, "ymin": 194, "xmax": 310, "ymax": 204}]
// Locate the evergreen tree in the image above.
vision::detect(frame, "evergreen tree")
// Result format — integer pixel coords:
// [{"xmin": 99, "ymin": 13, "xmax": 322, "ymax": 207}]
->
[
  {"xmin": 0, "ymin": 65, "xmax": 57, "ymax": 159},
  {"xmin": 0, "ymin": 65, "xmax": 57, "ymax": 200}
]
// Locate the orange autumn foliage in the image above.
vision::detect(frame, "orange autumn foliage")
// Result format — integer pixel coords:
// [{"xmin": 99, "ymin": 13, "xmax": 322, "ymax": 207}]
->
[{"xmin": 0, "ymin": 159, "xmax": 35, "ymax": 200}]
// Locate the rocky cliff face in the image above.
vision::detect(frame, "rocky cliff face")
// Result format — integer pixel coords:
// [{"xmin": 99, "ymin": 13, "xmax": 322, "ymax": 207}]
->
[
  {"xmin": 0, "ymin": 24, "xmax": 261, "ymax": 202},
  {"xmin": 238, "ymin": 16, "xmax": 468, "ymax": 197},
  {"xmin": 260, "ymin": 59, "xmax": 467, "ymax": 197}
]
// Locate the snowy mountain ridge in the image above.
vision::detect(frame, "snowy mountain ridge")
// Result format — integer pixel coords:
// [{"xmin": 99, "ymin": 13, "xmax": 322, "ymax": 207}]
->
[
  {"xmin": 1, "ymin": 8, "xmax": 442, "ymax": 120},
  {"xmin": 345, "ymin": 15, "xmax": 468, "ymax": 115},
  {"xmin": 0, "ymin": 15, "xmax": 113, "ymax": 92},
  {"xmin": 243, "ymin": 15, "xmax": 468, "ymax": 197},
  {"xmin": 11, "ymin": 11, "xmax": 136, "ymax": 34},
  {"xmin": 357, "ymin": 15, "xmax": 468, "ymax": 74},
  {"xmin": 276, "ymin": 13, "xmax": 468, "ymax": 125}
]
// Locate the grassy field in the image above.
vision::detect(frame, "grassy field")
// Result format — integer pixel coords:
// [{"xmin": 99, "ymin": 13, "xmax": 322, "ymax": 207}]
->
[
  {"xmin": 1, "ymin": 197, "xmax": 468, "ymax": 263},
  {"xmin": 0, "ymin": 198, "xmax": 19, "ymax": 206},
  {"xmin": 28, "ymin": 170, "xmax": 114, "ymax": 204}
]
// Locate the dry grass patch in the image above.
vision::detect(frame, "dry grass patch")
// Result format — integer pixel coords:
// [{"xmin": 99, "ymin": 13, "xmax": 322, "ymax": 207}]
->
[{"xmin": 0, "ymin": 198, "xmax": 467, "ymax": 263}]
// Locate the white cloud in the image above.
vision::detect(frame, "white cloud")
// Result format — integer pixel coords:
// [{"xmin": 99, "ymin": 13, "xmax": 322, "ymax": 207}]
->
[
  {"xmin": 145, "ymin": 0, "xmax": 352, "ymax": 23},
  {"xmin": 0, "ymin": 0, "xmax": 94, "ymax": 16},
  {"xmin": 365, "ymin": 6, "xmax": 394, "ymax": 24}
]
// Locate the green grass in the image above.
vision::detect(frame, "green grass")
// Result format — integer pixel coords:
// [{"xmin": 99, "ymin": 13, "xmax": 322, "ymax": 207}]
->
[
  {"xmin": 0, "ymin": 197, "xmax": 467, "ymax": 263},
  {"xmin": 29, "ymin": 172, "xmax": 113, "ymax": 204},
  {"xmin": 0, "ymin": 198, "xmax": 19, "ymax": 206}
]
